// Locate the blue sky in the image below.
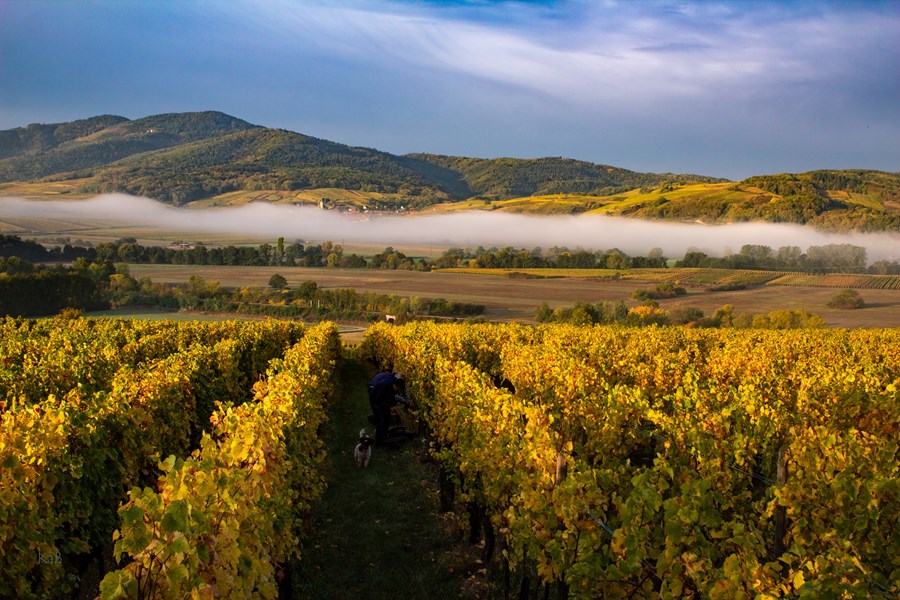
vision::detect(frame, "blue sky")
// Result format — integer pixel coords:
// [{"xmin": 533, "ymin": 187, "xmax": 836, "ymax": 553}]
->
[{"xmin": 1, "ymin": 0, "xmax": 898, "ymax": 180}]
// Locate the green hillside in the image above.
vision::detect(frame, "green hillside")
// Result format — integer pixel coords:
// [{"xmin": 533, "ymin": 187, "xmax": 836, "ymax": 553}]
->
[
  {"xmin": 589, "ymin": 173, "xmax": 900, "ymax": 230},
  {"xmin": 424, "ymin": 175, "xmax": 900, "ymax": 231},
  {"xmin": 0, "ymin": 111, "xmax": 257, "ymax": 181},
  {"xmin": 1, "ymin": 112, "xmax": 898, "ymax": 230},
  {"xmin": 75, "ymin": 128, "xmax": 468, "ymax": 205},
  {"xmin": 408, "ymin": 153, "xmax": 723, "ymax": 198},
  {"xmin": 0, "ymin": 115, "xmax": 128, "ymax": 159}
]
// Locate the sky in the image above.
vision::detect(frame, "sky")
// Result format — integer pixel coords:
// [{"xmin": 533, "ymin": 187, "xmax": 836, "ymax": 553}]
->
[{"xmin": 0, "ymin": 0, "xmax": 898, "ymax": 180}]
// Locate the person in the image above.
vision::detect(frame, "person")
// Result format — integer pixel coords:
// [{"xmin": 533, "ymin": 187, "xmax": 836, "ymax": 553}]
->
[{"xmin": 368, "ymin": 370, "xmax": 410, "ymax": 446}]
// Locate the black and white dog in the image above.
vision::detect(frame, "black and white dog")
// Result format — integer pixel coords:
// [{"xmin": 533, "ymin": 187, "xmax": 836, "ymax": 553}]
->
[{"xmin": 355, "ymin": 428, "xmax": 374, "ymax": 468}]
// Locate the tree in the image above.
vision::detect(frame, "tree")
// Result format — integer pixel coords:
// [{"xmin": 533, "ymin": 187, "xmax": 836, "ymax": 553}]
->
[
  {"xmin": 569, "ymin": 303, "xmax": 597, "ymax": 326},
  {"xmin": 296, "ymin": 280, "xmax": 318, "ymax": 300},
  {"xmin": 276, "ymin": 237, "xmax": 285, "ymax": 265},
  {"xmin": 827, "ymin": 289, "xmax": 864, "ymax": 309},
  {"xmin": 605, "ymin": 249, "xmax": 631, "ymax": 270},
  {"xmin": 268, "ymin": 273, "xmax": 288, "ymax": 290},
  {"xmin": 597, "ymin": 300, "xmax": 628, "ymax": 323},
  {"xmin": 535, "ymin": 302, "xmax": 553, "ymax": 322},
  {"xmin": 670, "ymin": 306, "xmax": 704, "ymax": 325}
]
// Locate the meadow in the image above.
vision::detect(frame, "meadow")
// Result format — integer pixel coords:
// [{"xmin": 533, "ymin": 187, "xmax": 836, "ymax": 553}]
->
[{"xmin": 125, "ymin": 264, "xmax": 900, "ymax": 329}]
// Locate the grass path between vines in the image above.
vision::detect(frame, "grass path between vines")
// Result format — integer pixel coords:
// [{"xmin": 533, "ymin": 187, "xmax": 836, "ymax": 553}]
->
[{"xmin": 294, "ymin": 358, "xmax": 485, "ymax": 600}]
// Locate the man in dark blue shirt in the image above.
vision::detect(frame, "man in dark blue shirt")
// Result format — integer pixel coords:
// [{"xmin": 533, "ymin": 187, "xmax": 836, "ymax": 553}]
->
[{"xmin": 368, "ymin": 371, "xmax": 409, "ymax": 446}]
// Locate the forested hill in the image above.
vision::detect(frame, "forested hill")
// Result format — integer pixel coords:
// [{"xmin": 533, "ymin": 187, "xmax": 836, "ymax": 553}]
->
[
  {"xmin": 0, "ymin": 112, "xmax": 898, "ymax": 231},
  {"xmin": 407, "ymin": 153, "xmax": 724, "ymax": 198},
  {"xmin": 74, "ymin": 128, "xmax": 472, "ymax": 206},
  {"xmin": 0, "ymin": 112, "xmax": 715, "ymax": 206},
  {"xmin": 0, "ymin": 111, "xmax": 256, "ymax": 181}
]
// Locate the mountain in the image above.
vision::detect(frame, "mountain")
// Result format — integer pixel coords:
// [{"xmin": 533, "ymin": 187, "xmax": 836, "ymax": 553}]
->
[
  {"xmin": 0, "ymin": 115, "xmax": 128, "ymax": 159},
  {"xmin": 408, "ymin": 154, "xmax": 722, "ymax": 198},
  {"xmin": 0, "ymin": 112, "xmax": 897, "ymax": 231},
  {"xmin": 0, "ymin": 111, "xmax": 257, "ymax": 181}
]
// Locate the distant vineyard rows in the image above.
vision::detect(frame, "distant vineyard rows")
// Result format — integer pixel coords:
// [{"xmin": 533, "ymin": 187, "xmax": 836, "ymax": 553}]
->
[
  {"xmin": 446, "ymin": 267, "xmax": 900, "ymax": 290},
  {"xmin": 768, "ymin": 273, "xmax": 900, "ymax": 290}
]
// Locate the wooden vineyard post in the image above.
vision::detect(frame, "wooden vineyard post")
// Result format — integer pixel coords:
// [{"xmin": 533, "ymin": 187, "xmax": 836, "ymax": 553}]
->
[{"xmin": 555, "ymin": 451, "xmax": 568, "ymax": 486}]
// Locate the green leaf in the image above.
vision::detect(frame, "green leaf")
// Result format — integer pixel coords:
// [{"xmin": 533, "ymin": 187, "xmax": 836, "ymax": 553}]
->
[
  {"xmin": 166, "ymin": 562, "xmax": 190, "ymax": 589},
  {"xmin": 119, "ymin": 505, "xmax": 144, "ymax": 526},
  {"xmin": 167, "ymin": 532, "xmax": 191, "ymax": 556},
  {"xmin": 159, "ymin": 454, "xmax": 177, "ymax": 472},
  {"xmin": 161, "ymin": 499, "xmax": 190, "ymax": 534},
  {"xmin": 723, "ymin": 554, "xmax": 740, "ymax": 580},
  {"xmin": 99, "ymin": 570, "xmax": 136, "ymax": 600},
  {"xmin": 664, "ymin": 519, "xmax": 683, "ymax": 543}
]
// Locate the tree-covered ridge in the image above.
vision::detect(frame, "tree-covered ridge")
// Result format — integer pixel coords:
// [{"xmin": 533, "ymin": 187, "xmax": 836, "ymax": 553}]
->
[
  {"xmin": 1, "ymin": 112, "xmax": 898, "ymax": 230},
  {"xmin": 0, "ymin": 111, "xmax": 257, "ymax": 181},
  {"xmin": 408, "ymin": 153, "xmax": 725, "ymax": 198},
  {"xmin": 75, "ymin": 128, "xmax": 467, "ymax": 205},
  {"xmin": 583, "ymin": 172, "xmax": 900, "ymax": 231},
  {"xmin": 0, "ymin": 115, "xmax": 128, "ymax": 159}
]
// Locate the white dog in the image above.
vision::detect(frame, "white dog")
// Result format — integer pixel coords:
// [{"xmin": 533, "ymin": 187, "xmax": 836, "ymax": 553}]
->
[{"xmin": 354, "ymin": 428, "xmax": 374, "ymax": 468}]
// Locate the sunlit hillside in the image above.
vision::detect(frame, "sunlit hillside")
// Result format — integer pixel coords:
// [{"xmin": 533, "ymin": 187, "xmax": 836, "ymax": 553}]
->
[{"xmin": 422, "ymin": 175, "xmax": 900, "ymax": 230}]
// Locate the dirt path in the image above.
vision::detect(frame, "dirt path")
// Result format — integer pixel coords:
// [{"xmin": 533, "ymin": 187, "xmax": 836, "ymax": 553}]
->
[{"xmin": 293, "ymin": 358, "xmax": 481, "ymax": 599}]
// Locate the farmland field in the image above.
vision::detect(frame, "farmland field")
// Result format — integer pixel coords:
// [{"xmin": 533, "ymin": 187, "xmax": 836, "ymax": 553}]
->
[{"xmin": 126, "ymin": 264, "xmax": 900, "ymax": 328}]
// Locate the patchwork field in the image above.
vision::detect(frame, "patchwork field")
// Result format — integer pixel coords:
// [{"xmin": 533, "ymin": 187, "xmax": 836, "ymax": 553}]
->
[{"xmin": 126, "ymin": 264, "xmax": 900, "ymax": 328}]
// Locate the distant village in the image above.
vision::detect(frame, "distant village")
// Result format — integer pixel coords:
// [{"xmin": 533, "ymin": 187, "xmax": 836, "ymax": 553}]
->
[{"xmin": 309, "ymin": 197, "xmax": 409, "ymax": 216}]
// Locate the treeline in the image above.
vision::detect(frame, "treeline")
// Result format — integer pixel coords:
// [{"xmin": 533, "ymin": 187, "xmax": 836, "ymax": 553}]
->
[
  {"xmin": 0, "ymin": 257, "xmax": 110, "ymax": 316},
  {"xmin": 0, "ymin": 234, "xmax": 94, "ymax": 262},
  {"xmin": 0, "ymin": 235, "xmax": 407, "ymax": 269},
  {"xmin": 676, "ymin": 243, "xmax": 900, "ymax": 274},
  {"xmin": 1, "ymin": 234, "xmax": 439, "ymax": 272},
  {"xmin": 434, "ymin": 245, "xmax": 667, "ymax": 269},
  {"xmin": 434, "ymin": 242, "xmax": 900, "ymax": 273},
  {"xmin": 108, "ymin": 269, "xmax": 483, "ymax": 321},
  {"xmin": 536, "ymin": 300, "xmax": 826, "ymax": 329},
  {"xmin": 7, "ymin": 234, "xmax": 899, "ymax": 274},
  {"xmin": 0, "ymin": 255, "xmax": 482, "ymax": 320}
]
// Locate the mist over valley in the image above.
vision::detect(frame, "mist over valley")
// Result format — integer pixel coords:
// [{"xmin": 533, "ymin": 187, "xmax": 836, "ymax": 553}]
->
[{"xmin": 1, "ymin": 194, "xmax": 897, "ymax": 263}]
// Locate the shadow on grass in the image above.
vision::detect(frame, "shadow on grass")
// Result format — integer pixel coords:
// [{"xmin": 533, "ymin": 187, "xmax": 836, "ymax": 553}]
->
[{"xmin": 295, "ymin": 359, "xmax": 483, "ymax": 600}]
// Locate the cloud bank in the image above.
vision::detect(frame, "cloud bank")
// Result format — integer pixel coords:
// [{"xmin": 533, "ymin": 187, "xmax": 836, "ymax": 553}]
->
[{"xmin": 2, "ymin": 195, "xmax": 897, "ymax": 262}]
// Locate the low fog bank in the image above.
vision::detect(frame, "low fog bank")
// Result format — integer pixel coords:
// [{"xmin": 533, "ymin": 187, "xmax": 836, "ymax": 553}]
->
[{"xmin": 2, "ymin": 194, "xmax": 898, "ymax": 262}]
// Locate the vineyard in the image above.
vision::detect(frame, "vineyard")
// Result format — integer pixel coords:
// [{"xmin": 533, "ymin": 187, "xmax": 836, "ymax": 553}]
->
[
  {"xmin": 440, "ymin": 267, "xmax": 900, "ymax": 291},
  {"xmin": 768, "ymin": 273, "xmax": 900, "ymax": 290},
  {"xmin": 358, "ymin": 322, "xmax": 899, "ymax": 599},
  {"xmin": 1, "ymin": 318, "xmax": 897, "ymax": 598},
  {"xmin": 0, "ymin": 317, "xmax": 340, "ymax": 599}
]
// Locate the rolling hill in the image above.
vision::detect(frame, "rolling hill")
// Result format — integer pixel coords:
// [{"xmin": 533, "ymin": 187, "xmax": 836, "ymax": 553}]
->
[
  {"xmin": 426, "ymin": 173, "xmax": 900, "ymax": 231},
  {"xmin": 0, "ymin": 111, "xmax": 898, "ymax": 231},
  {"xmin": 0, "ymin": 112, "xmax": 257, "ymax": 182}
]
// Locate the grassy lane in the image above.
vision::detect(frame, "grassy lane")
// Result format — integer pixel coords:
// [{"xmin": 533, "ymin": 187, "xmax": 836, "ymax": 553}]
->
[{"xmin": 295, "ymin": 358, "xmax": 479, "ymax": 600}]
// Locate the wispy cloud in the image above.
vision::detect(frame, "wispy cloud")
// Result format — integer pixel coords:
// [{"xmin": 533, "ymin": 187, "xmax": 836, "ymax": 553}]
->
[
  {"xmin": 226, "ymin": 0, "xmax": 899, "ymax": 110},
  {"xmin": 1, "ymin": 0, "xmax": 898, "ymax": 179}
]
